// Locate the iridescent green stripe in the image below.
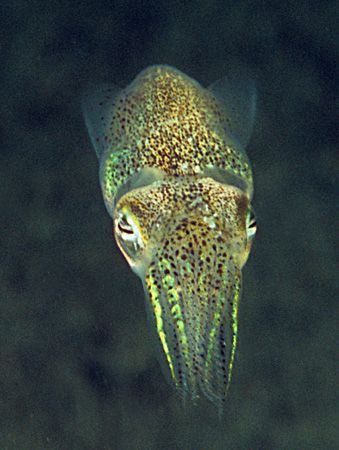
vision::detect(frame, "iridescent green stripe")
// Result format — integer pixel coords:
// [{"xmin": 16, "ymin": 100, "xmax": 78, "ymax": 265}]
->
[
  {"xmin": 227, "ymin": 273, "xmax": 240, "ymax": 388},
  {"xmin": 159, "ymin": 260, "xmax": 191, "ymax": 376},
  {"xmin": 146, "ymin": 273, "xmax": 177, "ymax": 386},
  {"xmin": 204, "ymin": 274, "xmax": 227, "ymax": 378}
]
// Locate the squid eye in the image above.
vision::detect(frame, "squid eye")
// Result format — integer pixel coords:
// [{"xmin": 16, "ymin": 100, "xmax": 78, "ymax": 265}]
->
[
  {"xmin": 115, "ymin": 210, "xmax": 144, "ymax": 262},
  {"xmin": 117, "ymin": 215, "xmax": 134, "ymax": 235},
  {"xmin": 116, "ymin": 213, "xmax": 139, "ymax": 242},
  {"xmin": 114, "ymin": 205, "xmax": 150, "ymax": 277},
  {"xmin": 246, "ymin": 208, "xmax": 257, "ymax": 240}
]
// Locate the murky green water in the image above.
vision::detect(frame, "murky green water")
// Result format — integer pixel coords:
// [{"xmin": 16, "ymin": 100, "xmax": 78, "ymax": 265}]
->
[{"xmin": 1, "ymin": 1, "xmax": 337, "ymax": 449}]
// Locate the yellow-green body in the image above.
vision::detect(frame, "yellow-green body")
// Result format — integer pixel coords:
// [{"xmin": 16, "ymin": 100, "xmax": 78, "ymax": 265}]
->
[{"xmin": 83, "ymin": 65, "xmax": 256, "ymax": 410}]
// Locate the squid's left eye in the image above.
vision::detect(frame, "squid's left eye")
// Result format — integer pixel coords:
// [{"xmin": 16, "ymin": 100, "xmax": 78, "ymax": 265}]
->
[
  {"xmin": 117, "ymin": 215, "xmax": 135, "ymax": 235},
  {"xmin": 114, "ymin": 210, "xmax": 145, "ymax": 262}
]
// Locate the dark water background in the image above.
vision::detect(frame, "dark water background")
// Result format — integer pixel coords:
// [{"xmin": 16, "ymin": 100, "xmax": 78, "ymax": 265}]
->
[{"xmin": 1, "ymin": 1, "xmax": 337, "ymax": 449}]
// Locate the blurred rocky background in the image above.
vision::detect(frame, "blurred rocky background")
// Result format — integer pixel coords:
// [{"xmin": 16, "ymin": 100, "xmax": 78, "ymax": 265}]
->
[{"xmin": 0, "ymin": 0, "xmax": 337, "ymax": 449}]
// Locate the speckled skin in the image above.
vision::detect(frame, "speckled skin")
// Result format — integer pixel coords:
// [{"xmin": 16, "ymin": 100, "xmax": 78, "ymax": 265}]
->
[
  {"xmin": 84, "ymin": 65, "xmax": 255, "ymax": 409},
  {"xmin": 99, "ymin": 65, "xmax": 253, "ymax": 208}
]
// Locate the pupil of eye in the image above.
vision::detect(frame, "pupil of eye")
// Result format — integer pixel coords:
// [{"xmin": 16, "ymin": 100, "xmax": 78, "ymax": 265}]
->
[
  {"xmin": 247, "ymin": 209, "xmax": 256, "ymax": 231},
  {"xmin": 118, "ymin": 217, "xmax": 134, "ymax": 234}
]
